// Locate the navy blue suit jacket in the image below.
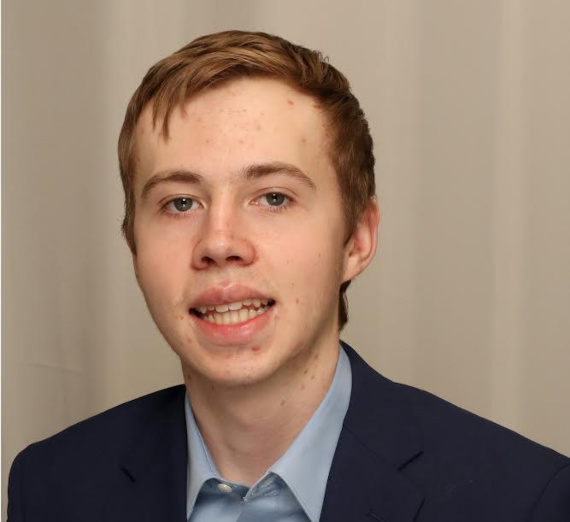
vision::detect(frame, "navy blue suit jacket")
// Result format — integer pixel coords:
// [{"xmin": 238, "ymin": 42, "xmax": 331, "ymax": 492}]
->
[{"xmin": 8, "ymin": 343, "xmax": 570, "ymax": 521}]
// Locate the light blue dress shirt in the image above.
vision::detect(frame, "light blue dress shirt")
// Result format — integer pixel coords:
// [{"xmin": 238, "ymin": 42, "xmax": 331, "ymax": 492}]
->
[{"xmin": 185, "ymin": 347, "xmax": 352, "ymax": 522}]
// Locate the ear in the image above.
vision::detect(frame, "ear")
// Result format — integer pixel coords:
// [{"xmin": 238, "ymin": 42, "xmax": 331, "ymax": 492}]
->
[
  {"xmin": 342, "ymin": 198, "xmax": 380, "ymax": 283},
  {"xmin": 131, "ymin": 251, "xmax": 140, "ymax": 282}
]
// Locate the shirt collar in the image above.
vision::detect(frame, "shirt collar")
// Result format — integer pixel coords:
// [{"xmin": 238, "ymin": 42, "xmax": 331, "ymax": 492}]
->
[
  {"xmin": 270, "ymin": 347, "xmax": 352, "ymax": 521},
  {"xmin": 184, "ymin": 346, "xmax": 352, "ymax": 521}
]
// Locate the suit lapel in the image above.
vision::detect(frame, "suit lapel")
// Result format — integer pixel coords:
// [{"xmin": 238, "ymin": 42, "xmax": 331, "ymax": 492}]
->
[
  {"xmin": 320, "ymin": 344, "xmax": 425, "ymax": 522},
  {"xmin": 104, "ymin": 386, "xmax": 188, "ymax": 522}
]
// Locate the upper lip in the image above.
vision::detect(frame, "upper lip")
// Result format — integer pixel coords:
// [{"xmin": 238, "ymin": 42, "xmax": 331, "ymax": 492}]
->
[{"xmin": 190, "ymin": 285, "xmax": 274, "ymax": 309}]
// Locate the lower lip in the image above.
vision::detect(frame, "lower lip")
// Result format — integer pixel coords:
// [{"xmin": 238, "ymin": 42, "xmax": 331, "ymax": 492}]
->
[{"xmin": 191, "ymin": 306, "xmax": 274, "ymax": 346}]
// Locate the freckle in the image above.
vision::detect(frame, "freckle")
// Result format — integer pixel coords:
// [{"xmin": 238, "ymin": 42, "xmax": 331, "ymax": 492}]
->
[
  {"xmin": 301, "ymin": 137, "xmax": 307, "ymax": 143},
  {"xmin": 311, "ymin": 374, "xmax": 315, "ymax": 380},
  {"xmin": 255, "ymin": 124, "xmax": 262, "ymax": 130},
  {"xmin": 287, "ymin": 99, "xmax": 294, "ymax": 106},
  {"xmin": 296, "ymin": 298, "xmax": 299, "ymax": 304},
  {"xmin": 205, "ymin": 138, "xmax": 210, "ymax": 144},
  {"xmin": 314, "ymin": 354, "xmax": 319, "ymax": 360},
  {"xmin": 303, "ymin": 368, "xmax": 308, "ymax": 375},
  {"xmin": 301, "ymin": 384, "xmax": 306, "ymax": 390},
  {"xmin": 238, "ymin": 139, "xmax": 245, "ymax": 144},
  {"xmin": 280, "ymin": 400, "xmax": 286, "ymax": 406}
]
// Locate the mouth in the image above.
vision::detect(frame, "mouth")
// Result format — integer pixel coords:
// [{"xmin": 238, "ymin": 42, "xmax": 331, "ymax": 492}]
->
[{"xmin": 190, "ymin": 299, "xmax": 276, "ymax": 326}]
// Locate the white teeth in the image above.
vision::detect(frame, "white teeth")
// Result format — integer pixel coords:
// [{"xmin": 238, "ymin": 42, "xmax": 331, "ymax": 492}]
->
[{"xmin": 195, "ymin": 298, "xmax": 274, "ymax": 325}]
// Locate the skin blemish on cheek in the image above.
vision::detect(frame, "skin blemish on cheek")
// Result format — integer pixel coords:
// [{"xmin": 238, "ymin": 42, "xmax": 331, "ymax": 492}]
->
[
  {"xmin": 280, "ymin": 400, "xmax": 286, "ymax": 407},
  {"xmin": 303, "ymin": 368, "xmax": 308, "ymax": 375},
  {"xmin": 255, "ymin": 123, "xmax": 262, "ymax": 131},
  {"xmin": 311, "ymin": 374, "xmax": 315, "ymax": 380},
  {"xmin": 251, "ymin": 346, "xmax": 261, "ymax": 352},
  {"xmin": 295, "ymin": 298, "xmax": 300, "ymax": 304},
  {"xmin": 301, "ymin": 384, "xmax": 306, "ymax": 391},
  {"xmin": 287, "ymin": 99, "xmax": 294, "ymax": 106}
]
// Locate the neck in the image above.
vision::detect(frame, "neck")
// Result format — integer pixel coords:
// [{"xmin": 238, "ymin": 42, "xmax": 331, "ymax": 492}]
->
[{"xmin": 186, "ymin": 343, "xmax": 339, "ymax": 485}]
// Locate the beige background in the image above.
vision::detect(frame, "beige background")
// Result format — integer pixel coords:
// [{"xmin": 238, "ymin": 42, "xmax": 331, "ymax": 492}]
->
[{"xmin": 3, "ymin": 0, "xmax": 570, "ymax": 513}]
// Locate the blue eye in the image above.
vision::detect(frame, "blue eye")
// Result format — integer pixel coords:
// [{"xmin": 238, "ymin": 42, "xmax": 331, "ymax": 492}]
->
[
  {"xmin": 262, "ymin": 192, "xmax": 288, "ymax": 207},
  {"xmin": 167, "ymin": 197, "xmax": 197, "ymax": 213}
]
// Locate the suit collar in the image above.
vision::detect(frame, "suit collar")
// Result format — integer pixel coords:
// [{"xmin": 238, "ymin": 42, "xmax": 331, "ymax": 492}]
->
[
  {"xmin": 107, "ymin": 385, "xmax": 188, "ymax": 522},
  {"xmin": 101, "ymin": 344, "xmax": 425, "ymax": 522},
  {"xmin": 320, "ymin": 343, "xmax": 424, "ymax": 522}
]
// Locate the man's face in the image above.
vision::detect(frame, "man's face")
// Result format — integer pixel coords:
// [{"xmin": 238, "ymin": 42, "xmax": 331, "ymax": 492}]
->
[{"xmin": 132, "ymin": 77, "xmax": 373, "ymax": 389}]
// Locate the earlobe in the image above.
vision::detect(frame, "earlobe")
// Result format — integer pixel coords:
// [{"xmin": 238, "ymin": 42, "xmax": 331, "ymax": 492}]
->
[{"xmin": 342, "ymin": 198, "xmax": 380, "ymax": 282}]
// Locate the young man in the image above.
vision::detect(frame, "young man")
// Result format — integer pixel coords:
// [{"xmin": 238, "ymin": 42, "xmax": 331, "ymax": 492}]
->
[{"xmin": 8, "ymin": 31, "xmax": 570, "ymax": 522}]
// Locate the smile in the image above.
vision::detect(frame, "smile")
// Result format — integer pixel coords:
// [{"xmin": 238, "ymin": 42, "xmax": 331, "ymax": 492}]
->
[{"xmin": 192, "ymin": 299, "xmax": 275, "ymax": 325}]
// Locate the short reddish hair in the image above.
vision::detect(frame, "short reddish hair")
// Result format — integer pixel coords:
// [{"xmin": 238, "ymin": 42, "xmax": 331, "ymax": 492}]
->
[{"xmin": 118, "ymin": 30, "xmax": 376, "ymax": 330}]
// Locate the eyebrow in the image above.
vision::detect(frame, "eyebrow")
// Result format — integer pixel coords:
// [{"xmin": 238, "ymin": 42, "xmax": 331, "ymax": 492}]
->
[
  {"xmin": 141, "ymin": 161, "xmax": 316, "ymax": 199},
  {"xmin": 141, "ymin": 170, "xmax": 204, "ymax": 200},
  {"xmin": 243, "ymin": 162, "xmax": 316, "ymax": 190}
]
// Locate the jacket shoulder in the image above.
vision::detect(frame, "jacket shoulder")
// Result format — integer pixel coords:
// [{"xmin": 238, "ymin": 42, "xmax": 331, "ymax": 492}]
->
[
  {"xmin": 342, "ymin": 343, "xmax": 570, "ymax": 519},
  {"xmin": 8, "ymin": 385, "xmax": 187, "ymax": 521},
  {"xmin": 11, "ymin": 384, "xmax": 186, "ymax": 472},
  {"xmin": 398, "ymin": 381, "xmax": 570, "ymax": 518}
]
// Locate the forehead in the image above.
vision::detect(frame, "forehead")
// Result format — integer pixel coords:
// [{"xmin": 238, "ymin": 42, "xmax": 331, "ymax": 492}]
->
[{"xmin": 133, "ymin": 77, "xmax": 334, "ymax": 185}]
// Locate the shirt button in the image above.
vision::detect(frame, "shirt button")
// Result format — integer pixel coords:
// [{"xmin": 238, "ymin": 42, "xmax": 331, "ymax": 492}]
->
[{"xmin": 217, "ymin": 483, "xmax": 233, "ymax": 493}]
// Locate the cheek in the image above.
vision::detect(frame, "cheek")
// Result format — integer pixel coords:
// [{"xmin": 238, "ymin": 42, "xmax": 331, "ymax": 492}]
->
[
  {"xmin": 278, "ymin": 233, "xmax": 344, "ymax": 302},
  {"xmin": 135, "ymin": 236, "xmax": 187, "ymax": 300}
]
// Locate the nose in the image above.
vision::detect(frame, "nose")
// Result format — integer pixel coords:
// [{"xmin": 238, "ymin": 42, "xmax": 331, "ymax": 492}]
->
[{"xmin": 191, "ymin": 205, "xmax": 255, "ymax": 270}]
